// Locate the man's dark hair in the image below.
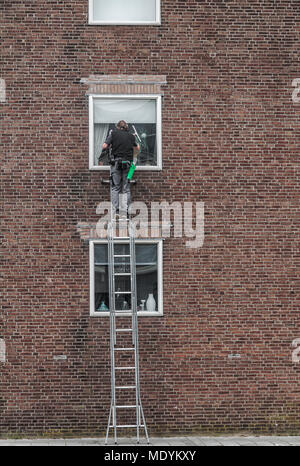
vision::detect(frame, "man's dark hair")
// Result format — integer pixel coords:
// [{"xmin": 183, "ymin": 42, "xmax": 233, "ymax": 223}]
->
[{"xmin": 116, "ymin": 120, "xmax": 129, "ymax": 131}]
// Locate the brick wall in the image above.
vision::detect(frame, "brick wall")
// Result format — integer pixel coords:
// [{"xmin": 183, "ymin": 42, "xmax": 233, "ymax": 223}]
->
[{"xmin": 1, "ymin": 0, "xmax": 300, "ymax": 436}]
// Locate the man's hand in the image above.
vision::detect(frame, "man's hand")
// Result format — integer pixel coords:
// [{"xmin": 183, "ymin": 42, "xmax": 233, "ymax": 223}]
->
[{"xmin": 133, "ymin": 144, "xmax": 140, "ymax": 157}]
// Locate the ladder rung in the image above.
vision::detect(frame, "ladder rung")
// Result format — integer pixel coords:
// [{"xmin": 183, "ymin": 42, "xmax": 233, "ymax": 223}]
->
[
  {"xmin": 114, "ymin": 236, "xmax": 130, "ymax": 240},
  {"xmin": 110, "ymin": 425, "xmax": 145, "ymax": 428},
  {"xmin": 115, "ymin": 366, "xmax": 135, "ymax": 370},
  {"xmin": 116, "ymin": 328, "xmax": 132, "ymax": 332},
  {"xmin": 114, "ymin": 255, "xmax": 130, "ymax": 258},
  {"xmin": 115, "ymin": 405, "xmax": 137, "ymax": 409},
  {"xmin": 115, "ymin": 291, "xmax": 131, "ymax": 294},
  {"xmin": 115, "ymin": 386, "xmax": 136, "ymax": 389},
  {"xmin": 115, "ymin": 310, "xmax": 133, "ymax": 313},
  {"xmin": 114, "ymin": 348, "xmax": 135, "ymax": 351},
  {"xmin": 110, "ymin": 218, "xmax": 130, "ymax": 222},
  {"xmin": 114, "ymin": 273, "xmax": 131, "ymax": 276}
]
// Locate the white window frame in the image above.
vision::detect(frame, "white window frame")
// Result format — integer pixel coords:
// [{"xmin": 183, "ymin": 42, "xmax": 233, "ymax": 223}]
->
[
  {"xmin": 89, "ymin": 239, "xmax": 163, "ymax": 317},
  {"xmin": 88, "ymin": 0, "xmax": 161, "ymax": 26},
  {"xmin": 89, "ymin": 94, "xmax": 162, "ymax": 171}
]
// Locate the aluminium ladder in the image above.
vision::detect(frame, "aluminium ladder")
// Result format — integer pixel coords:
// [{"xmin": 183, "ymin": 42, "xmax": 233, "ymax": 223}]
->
[{"xmin": 105, "ymin": 218, "xmax": 149, "ymax": 445}]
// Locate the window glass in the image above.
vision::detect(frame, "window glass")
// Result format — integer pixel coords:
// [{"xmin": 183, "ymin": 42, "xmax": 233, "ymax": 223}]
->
[
  {"xmin": 94, "ymin": 243, "xmax": 159, "ymax": 313},
  {"xmin": 93, "ymin": 98, "xmax": 157, "ymax": 167},
  {"xmin": 92, "ymin": 0, "xmax": 157, "ymax": 23}
]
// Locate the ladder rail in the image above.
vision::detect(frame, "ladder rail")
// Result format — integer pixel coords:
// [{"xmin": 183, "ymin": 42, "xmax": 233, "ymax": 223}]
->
[
  {"xmin": 105, "ymin": 219, "xmax": 149, "ymax": 445},
  {"xmin": 129, "ymin": 222, "xmax": 140, "ymax": 444},
  {"xmin": 107, "ymin": 221, "xmax": 117, "ymax": 444}
]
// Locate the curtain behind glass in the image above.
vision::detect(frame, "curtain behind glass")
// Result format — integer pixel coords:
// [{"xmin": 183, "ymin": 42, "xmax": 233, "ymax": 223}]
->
[
  {"xmin": 93, "ymin": 0, "xmax": 157, "ymax": 22},
  {"xmin": 94, "ymin": 123, "xmax": 109, "ymax": 165}
]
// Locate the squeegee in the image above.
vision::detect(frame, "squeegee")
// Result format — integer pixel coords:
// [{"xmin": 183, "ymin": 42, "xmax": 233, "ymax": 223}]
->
[{"xmin": 127, "ymin": 125, "xmax": 141, "ymax": 180}]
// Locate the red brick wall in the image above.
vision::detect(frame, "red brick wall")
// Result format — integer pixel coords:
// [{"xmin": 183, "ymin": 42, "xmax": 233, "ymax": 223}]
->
[{"xmin": 1, "ymin": 0, "xmax": 300, "ymax": 436}]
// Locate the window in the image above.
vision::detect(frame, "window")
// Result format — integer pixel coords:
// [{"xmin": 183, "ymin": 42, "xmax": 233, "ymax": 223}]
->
[
  {"xmin": 89, "ymin": 95, "xmax": 162, "ymax": 170},
  {"xmin": 90, "ymin": 240, "xmax": 163, "ymax": 316},
  {"xmin": 89, "ymin": 0, "xmax": 161, "ymax": 25}
]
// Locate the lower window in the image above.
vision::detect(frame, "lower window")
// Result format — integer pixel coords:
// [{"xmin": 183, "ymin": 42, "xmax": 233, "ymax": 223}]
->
[{"xmin": 90, "ymin": 240, "xmax": 163, "ymax": 316}]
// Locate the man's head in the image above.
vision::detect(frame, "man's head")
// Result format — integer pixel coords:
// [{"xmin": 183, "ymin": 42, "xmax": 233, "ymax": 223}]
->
[{"xmin": 116, "ymin": 120, "xmax": 129, "ymax": 131}]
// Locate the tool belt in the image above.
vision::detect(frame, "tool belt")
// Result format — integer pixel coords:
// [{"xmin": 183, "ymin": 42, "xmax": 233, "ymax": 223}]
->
[{"xmin": 111, "ymin": 158, "xmax": 131, "ymax": 170}]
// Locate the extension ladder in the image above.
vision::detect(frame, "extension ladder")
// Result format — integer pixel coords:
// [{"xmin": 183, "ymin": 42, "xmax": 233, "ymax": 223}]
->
[{"xmin": 105, "ymin": 218, "xmax": 149, "ymax": 445}]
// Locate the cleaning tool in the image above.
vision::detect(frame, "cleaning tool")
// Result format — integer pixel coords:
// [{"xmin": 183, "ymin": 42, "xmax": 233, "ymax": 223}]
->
[
  {"xmin": 127, "ymin": 161, "xmax": 137, "ymax": 180},
  {"xmin": 127, "ymin": 125, "xmax": 141, "ymax": 180}
]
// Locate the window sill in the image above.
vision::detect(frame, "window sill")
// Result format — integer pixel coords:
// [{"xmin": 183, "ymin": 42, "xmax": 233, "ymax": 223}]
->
[
  {"xmin": 90, "ymin": 166, "xmax": 162, "ymax": 171},
  {"xmin": 88, "ymin": 21, "xmax": 161, "ymax": 26},
  {"xmin": 90, "ymin": 311, "xmax": 163, "ymax": 317}
]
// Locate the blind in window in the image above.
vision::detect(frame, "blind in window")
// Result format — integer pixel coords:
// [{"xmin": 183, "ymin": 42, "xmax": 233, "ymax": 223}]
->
[
  {"xmin": 93, "ymin": 0, "xmax": 157, "ymax": 23},
  {"xmin": 94, "ymin": 99, "xmax": 156, "ymax": 124},
  {"xmin": 94, "ymin": 244, "xmax": 157, "ymax": 264}
]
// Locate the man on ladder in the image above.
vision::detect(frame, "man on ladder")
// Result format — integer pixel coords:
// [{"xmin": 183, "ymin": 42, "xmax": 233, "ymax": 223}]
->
[
  {"xmin": 99, "ymin": 120, "xmax": 148, "ymax": 445},
  {"xmin": 100, "ymin": 120, "xmax": 140, "ymax": 217}
]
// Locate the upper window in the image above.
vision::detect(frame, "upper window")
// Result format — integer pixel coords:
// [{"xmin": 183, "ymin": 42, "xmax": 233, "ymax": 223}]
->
[
  {"xmin": 89, "ymin": 0, "xmax": 161, "ymax": 25},
  {"xmin": 89, "ymin": 94, "xmax": 162, "ymax": 170}
]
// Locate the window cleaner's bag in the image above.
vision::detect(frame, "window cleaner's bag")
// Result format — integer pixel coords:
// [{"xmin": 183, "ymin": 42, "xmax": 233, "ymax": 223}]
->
[{"xmin": 127, "ymin": 161, "xmax": 137, "ymax": 180}]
